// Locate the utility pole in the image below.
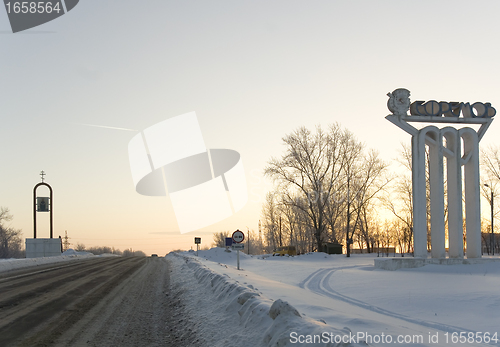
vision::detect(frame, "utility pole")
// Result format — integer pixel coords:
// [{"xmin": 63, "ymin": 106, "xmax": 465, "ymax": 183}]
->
[
  {"xmin": 485, "ymin": 184, "xmax": 495, "ymax": 255},
  {"xmin": 63, "ymin": 230, "xmax": 70, "ymax": 251},
  {"xmin": 492, "ymin": 188, "xmax": 495, "ymax": 256},
  {"xmin": 346, "ymin": 181, "xmax": 351, "ymax": 257},
  {"xmin": 258, "ymin": 220, "xmax": 262, "ymax": 254},
  {"xmin": 279, "ymin": 216, "xmax": 282, "ymax": 247},
  {"xmin": 247, "ymin": 227, "xmax": 251, "ymax": 255}
]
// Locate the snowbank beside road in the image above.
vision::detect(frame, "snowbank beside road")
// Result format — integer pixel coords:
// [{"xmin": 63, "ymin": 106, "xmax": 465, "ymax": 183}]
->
[
  {"xmin": 170, "ymin": 247, "xmax": 500, "ymax": 347},
  {"xmin": 168, "ymin": 252, "xmax": 367, "ymax": 347},
  {"xmin": 0, "ymin": 249, "xmax": 117, "ymax": 273}
]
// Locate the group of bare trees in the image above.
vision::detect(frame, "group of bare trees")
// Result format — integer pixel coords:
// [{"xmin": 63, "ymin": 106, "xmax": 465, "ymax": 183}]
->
[
  {"xmin": 260, "ymin": 121, "xmax": 500, "ymax": 257},
  {"xmin": 262, "ymin": 123, "xmax": 389, "ymax": 256},
  {"xmin": 212, "ymin": 231, "xmax": 231, "ymax": 248},
  {"xmin": 0, "ymin": 208, "xmax": 23, "ymax": 258}
]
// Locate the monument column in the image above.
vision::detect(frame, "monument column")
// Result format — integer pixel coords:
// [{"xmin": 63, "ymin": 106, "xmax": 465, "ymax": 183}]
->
[
  {"xmin": 461, "ymin": 128, "xmax": 482, "ymax": 258},
  {"xmin": 411, "ymin": 132, "xmax": 428, "ymax": 258},
  {"xmin": 426, "ymin": 128, "xmax": 446, "ymax": 259},
  {"xmin": 443, "ymin": 128, "xmax": 464, "ymax": 258}
]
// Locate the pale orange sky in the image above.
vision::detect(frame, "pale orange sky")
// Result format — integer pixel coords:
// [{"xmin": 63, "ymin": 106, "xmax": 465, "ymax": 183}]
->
[{"xmin": 2, "ymin": 1, "xmax": 500, "ymax": 255}]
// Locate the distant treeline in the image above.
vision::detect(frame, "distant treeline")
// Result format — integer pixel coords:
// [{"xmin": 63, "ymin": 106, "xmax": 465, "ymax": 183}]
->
[{"xmin": 74, "ymin": 243, "xmax": 146, "ymax": 257}]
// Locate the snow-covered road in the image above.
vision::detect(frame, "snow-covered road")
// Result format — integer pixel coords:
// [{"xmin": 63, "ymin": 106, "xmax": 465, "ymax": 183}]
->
[{"xmin": 0, "ymin": 256, "xmax": 201, "ymax": 347}]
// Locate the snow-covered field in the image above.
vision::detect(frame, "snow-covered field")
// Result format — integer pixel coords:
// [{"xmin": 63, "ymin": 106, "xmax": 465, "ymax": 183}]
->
[
  {"xmin": 0, "ymin": 249, "xmax": 116, "ymax": 273},
  {"xmin": 169, "ymin": 248, "xmax": 500, "ymax": 347}
]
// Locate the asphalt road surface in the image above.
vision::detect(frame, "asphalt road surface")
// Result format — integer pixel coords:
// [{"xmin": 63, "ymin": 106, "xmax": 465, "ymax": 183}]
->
[{"xmin": 0, "ymin": 256, "xmax": 201, "ymax": 347}]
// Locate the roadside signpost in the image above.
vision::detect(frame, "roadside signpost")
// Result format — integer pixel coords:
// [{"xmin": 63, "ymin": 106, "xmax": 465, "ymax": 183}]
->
[
  {"xmin": 194, "ymin": 237, "xmax": 201, "ymax": 256},
  {"xmin": 232, "ymin": 230, "xmax": 244, "ymax": 243},
  {"xmin": 232, "ymin": 229, "xmax": 244, "ymax": 270},
  {"xmin": 225, "ymin": 237, "xmax": 232, "ymax": 252}
]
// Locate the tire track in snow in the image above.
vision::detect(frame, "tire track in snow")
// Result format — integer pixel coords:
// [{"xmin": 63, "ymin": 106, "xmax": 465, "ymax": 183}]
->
[{"xmin": 300, "ymin": 267, "xmax": 495, "ymax": 346}]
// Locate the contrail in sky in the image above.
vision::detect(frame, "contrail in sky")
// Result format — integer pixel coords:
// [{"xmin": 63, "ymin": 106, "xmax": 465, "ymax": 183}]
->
[{"xmin": 74, "ymin": 122, "xmax": 138, "ymax": 132}]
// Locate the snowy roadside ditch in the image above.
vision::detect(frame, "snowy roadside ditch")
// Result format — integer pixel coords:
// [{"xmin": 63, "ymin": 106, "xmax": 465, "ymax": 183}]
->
[{"xmin": 168, "ymin": 253, "xmax": 368, "ymax": 347}]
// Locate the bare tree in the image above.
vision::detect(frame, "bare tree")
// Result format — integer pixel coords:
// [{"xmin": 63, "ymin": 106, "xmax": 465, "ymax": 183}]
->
[
  {"xmin": 278, "ymin": 198, "xmax": 295, "ymax": 247},
  {"xmin": 480, "ymin": 145, "xmax": 500, "ymax": 254},
  {"xmin": 481, "ymin": 145, "xmax": 500, "ymax": 182},
  {"xmin": 75, "ymin": 242, "xmax": 86, "ymax": 252},
  {"xmin": 122, "ymin": 248, "xmax": 146, "ymax": 257},
  {"xmin": 380, "ymin": 220, "xmax": 395, "ymax": 257},
  {"xmin": 381, "ymin": 144, "xmax": 421, "ymax": 254},
  {"xmin": 261, "ymin": 192, "xmax": 281, "ymax": 252},
  {"xmin": 0, "ymin": 207, "xmax": 23, "ymax": 258},
  {"xmin": 264, "ymin": 124, "xmax": 389, "ymax": 256},
  {"xmin": 337, "ymin": 128, "xmax": 364, "ymax": 257},
  {"xmin": 212, "ymin": 231, "xmax": 231, "ymax": 248},
  {"xmin": 344, "ymin": 149, "xmax": 390, "ymax": 256},
  {"xmin": 264, "ymin": 124, "xmax": 352, "ymax": 251},
  {"xmin": 245, "ymin": 228, "xmax": 264, "ymax": 255},
  {"xmin": 480, "ymin": 145, "xmax": 500, "ymax": 213},
  {"xmin": 382, "ymin": 174, "xmax": 413, "ymax": 252}
]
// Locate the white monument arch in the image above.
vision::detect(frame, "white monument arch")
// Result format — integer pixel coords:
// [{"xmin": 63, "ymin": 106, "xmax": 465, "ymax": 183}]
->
[{"xmin": 386, "ymin": 89, "xmax": 495, "ymax": 259}]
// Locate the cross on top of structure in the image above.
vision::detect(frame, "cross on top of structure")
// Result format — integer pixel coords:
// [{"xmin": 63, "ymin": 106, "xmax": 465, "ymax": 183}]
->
[{"xmin": 40, "ymin": 170, "xmax": 46, "ymax": 183}]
